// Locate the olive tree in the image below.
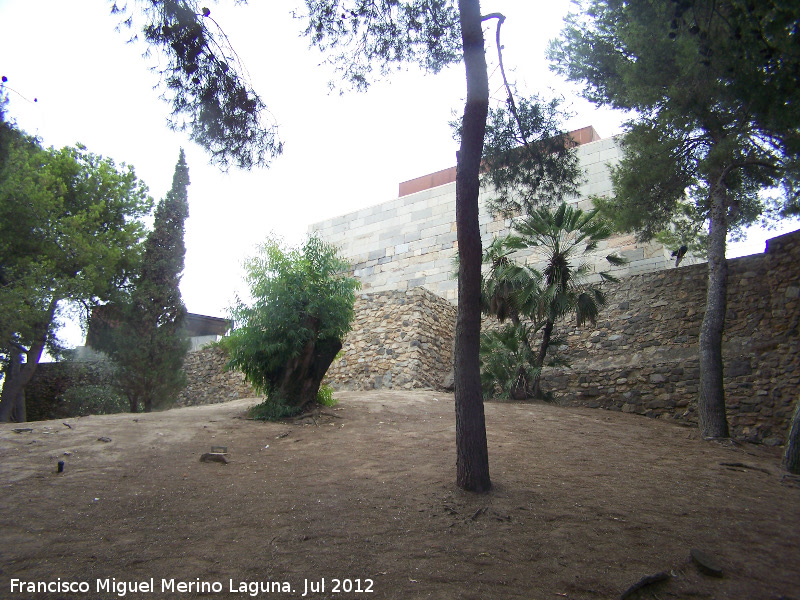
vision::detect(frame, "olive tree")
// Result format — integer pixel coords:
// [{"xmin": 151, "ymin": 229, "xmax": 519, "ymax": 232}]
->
[{"xmin": 225, "ymin": 235, "xmax": 358, "ymax": 411}]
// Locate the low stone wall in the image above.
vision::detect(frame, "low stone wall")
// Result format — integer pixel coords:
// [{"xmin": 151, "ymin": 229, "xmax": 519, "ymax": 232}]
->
[
  {"xmin": 543, "ymin": 230, "xmax": 800, "ymax": 445},
  {"xmin": 26, "ymin": 346, "xmax": 259, "ymax": 417},
  {"xmin": 324, "ymin": 287, "xmax": 457, "ymax": 391},
  {"xmin": 25, "ymin": 360, "xmax": 118, "ymax": 421},
  {"xmin": 175, "ymin": 346, "xmax": 260, "ymax": 407}
]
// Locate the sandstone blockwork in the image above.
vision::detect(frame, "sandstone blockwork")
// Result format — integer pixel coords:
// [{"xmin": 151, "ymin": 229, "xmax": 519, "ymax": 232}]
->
[{"xmin": 324, "ymin": 287, "xmax": 457, "ymax": 391}]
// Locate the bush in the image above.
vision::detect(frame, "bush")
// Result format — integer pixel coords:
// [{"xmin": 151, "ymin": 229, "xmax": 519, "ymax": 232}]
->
[
  {"xmin": 226, "ymin": 235, "xmax": 358, "ymax": 408},
  {"xmin": 316, "ymin": 384, "xmax": 338, "ymax": 407},
  {"xmin": 59, "ymin": 385, "xmax": 129, "ymax": 417},
  {"xmin": 480, "ymin": 324, "xmax": 539, "ymax": 400}
]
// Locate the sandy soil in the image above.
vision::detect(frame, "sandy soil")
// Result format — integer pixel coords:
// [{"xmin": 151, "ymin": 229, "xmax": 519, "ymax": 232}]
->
[{"xmin": 1, "ymin": 390, "xmax": 798, "ymax": 600}]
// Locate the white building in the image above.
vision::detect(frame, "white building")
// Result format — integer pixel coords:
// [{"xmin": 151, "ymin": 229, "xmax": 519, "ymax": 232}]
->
[{"xmin": 310, "ymin": 126, "xmax": 693, "ymax": 302}]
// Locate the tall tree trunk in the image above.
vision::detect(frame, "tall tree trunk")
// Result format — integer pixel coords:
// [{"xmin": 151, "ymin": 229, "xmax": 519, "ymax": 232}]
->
[
  {"xmin": 453, "ymin": 0, "xmax": 491, "ymax": 493},
  {"xmin": 783, "ymin": 398, "xmax": 800, "ymax": 474},
  {"xmin": 0, "ymin": 350, "xmax": 24, "ymax": 422},
  {"xmin": 0, "ymin": 300, "xmax": 56, "ymax": 423},
  {"xmin": 0, "ymin": 338, "xmax": 47, "ymax": 423},
  {"xmin": 531, "ymin": 318, "xmax": 554, "ymax": 399},
  {"xmin": 698, "ymin": 179, "xmax": 730, "ymax": 439}
]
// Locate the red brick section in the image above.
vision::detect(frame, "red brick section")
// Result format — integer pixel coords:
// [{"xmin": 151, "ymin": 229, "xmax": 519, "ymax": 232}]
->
[{"xmin": 398, "ymin": 126, "xmax": 601, "ymax": 197}]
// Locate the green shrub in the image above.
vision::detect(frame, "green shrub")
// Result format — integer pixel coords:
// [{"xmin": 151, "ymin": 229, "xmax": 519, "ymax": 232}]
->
[
  {"xmin": 59, "ymin": 385, "xmax": 129, "ymax": 417},
  {"xmin": 248, "ymin": 396, "xmax": 303, "ymax": 422},
  {"xmin": 226, "ymin": 235, "xmax": 358, "ymax": 408},
  {"xmin": 316, "ymin": 384, "xmax": 338, "ymax": 407}
]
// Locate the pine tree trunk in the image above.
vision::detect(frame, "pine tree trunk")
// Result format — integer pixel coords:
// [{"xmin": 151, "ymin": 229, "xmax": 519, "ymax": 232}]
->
[
  {"xmin": 782, "ymin": 399, "xmax": 800, "ymax": 474},
  {"xmin": 698, "ymin": 179, "xmax": 730, "ymax": 439},
  {"xmin": 531, "ymin": 319, "xmax": 555, "ymax": 400},
  {"xmin": 453, "ymin": 0, "xmax": 491, "ymax": 493}
]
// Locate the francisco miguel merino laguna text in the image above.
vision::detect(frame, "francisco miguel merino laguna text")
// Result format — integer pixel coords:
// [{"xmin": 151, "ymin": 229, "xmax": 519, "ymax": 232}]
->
[
  {"xmin": 11, "ymin": 578, "xmax": 293, "ymax": 596},
  {"xmin": 10, "ymin": 577, "xmax": 374, "ymax": 596}
]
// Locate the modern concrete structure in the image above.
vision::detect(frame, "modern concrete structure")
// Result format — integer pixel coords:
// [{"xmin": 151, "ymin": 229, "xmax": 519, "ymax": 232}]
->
[{"xmin": 310, "ymin": 127, "xmax": 695, "ymax": 302}]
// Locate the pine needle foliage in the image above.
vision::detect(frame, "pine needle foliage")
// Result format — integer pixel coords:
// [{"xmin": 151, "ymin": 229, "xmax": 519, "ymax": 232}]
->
[{"xmin": 111, "ymin": 0, "xmax": 283, "ymax": 170}]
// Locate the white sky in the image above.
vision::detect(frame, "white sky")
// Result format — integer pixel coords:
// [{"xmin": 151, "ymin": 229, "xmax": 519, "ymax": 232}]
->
[{"xmin": 1, "ymin": 0, "xmax": 796, "ymax": 350}]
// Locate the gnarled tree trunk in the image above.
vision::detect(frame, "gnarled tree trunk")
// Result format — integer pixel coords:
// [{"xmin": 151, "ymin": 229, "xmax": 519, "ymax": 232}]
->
[
  {"xmin": 275, "ymin": 337, "xmax": 342, "ymax": 410},
  {"xmin": 453, "ymin": 0, "xmax": 491, "ymax": 493},
  {"xmin": 0, "ymin": 300, "xmax": 56, "ymax": 423}
]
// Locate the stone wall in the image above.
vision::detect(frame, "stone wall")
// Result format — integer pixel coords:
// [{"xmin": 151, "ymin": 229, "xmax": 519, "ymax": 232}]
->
[
  {"xmin": 175, "ymin": 346, "xmax": 260, "ymax": 407},
  {"xmin": 324, "ymin": 287, "xmax": 457, "ymax": 391},
  {"xmin": 310, "ymin": 135, "xmax": 697, "ymax": 302},
  {"xmin": 530, "ymin": 230, "xmax": 800, "ymax": 445},
  {"xmin": 26, "ymin": 346, "xmax": 259, "ymax": 418},
  {"xmin": 25, "ymin": 360, "xmax": 118, "ymax": 421},
  {"xmin": 319, "ymin": 230, "xmax": 800, "ymax": 445}
]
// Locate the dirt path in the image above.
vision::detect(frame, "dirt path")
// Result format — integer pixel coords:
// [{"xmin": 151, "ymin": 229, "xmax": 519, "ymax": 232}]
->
[{"xmin": 1, "ymin": 390, "xmax": 798, "ymax": 599}]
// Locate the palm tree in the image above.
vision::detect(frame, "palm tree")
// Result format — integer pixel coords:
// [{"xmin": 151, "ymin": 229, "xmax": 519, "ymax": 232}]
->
[{"xmin": 514, "ymin": 202, "xmax": 626, "ymax": 398}]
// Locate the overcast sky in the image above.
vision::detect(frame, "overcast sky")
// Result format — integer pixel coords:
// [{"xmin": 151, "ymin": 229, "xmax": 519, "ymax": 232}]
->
[{"xmin": 1, "ymin": 0, "xmax": 796, "ymax": 350}]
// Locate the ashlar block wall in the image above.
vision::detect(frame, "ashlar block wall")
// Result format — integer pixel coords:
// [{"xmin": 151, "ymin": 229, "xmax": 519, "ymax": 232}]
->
[{"xmin": 310, "ymin": 134, "xmax": 693, "ymax": 303}]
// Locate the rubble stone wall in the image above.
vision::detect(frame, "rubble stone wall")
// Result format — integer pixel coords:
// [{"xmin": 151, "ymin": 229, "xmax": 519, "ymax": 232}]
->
[
  {"xmin": 539, "ymin": 230, "xmax": 800, "ymax": 445},
  {"xmin": 324, "ymin": 287, "xmax": 457, "ymax": 391},
  {"xmin": 175, "ymin": 345, "xmax": 260, "ymax": 407}
]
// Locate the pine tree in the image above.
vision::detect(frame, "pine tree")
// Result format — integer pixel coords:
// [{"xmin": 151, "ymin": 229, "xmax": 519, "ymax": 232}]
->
[{"xmin": 109, "ymin": 149, "xmax": 191, "ymax": 412}]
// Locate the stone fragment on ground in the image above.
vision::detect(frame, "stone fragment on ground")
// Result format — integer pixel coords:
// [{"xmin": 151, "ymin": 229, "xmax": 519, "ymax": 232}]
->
[
  {"xmin": 690, "ymin": 548, "xmax": 724, "ymax": 577},
  {"xmin": 199, "ymin": 453, "xmax": 229, "ymax": 464}
]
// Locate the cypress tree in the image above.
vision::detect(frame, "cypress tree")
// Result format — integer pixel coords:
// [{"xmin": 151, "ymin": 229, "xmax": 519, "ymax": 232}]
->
[{"xmin": 111, "ymin": 149, "xmax": 190, "ymax": 412}]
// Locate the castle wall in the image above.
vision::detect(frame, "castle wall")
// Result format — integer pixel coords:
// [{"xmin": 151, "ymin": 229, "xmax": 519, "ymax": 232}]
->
[
  {"xmin": 541, "ymin": 230, "xmax": 800, "ymax": 444},
  {"xmin": 323, "ymin": 230, "xmax": 800, "ymax": 445},
  {"xmin": 324, "ymin": 287, "xmax": 457, "ymax": 391},
  {"xmin": 310, "ymin": 136, "xmax": 694, "ymax": 302}
]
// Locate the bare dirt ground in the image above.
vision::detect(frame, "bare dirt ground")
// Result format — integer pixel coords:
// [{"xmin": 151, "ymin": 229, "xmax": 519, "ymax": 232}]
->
[{"xmin": 1, "ymin": 390, "xmax": 798, "ymax": 600}]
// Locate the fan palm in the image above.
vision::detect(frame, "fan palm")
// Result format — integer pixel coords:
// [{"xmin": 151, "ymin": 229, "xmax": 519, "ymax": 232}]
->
[{"xmin": 514, "ymin": 202, "xmax": 626, "ymax": 397}]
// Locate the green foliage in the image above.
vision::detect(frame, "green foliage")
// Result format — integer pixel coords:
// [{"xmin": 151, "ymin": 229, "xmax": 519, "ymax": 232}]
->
[
  {"xmin": 247, "ymin": 397, "xmax": 303, "ymax": 422},
  {"xmin": 0, "ymin": 113, "xmax": 153, "ymax": 420},
  {"xmin": 59, "ymin": 385, "xmax": 129, "ymax": 417},
  {"xmin": 316, "ymin": 384, "xmax": 338, "ymax": 407},
  {"xmin": 479, "ymin": 324, "xmax": 539, "ymax": 399},
  {"xmin": 548, "ymin": 0, "xmax": 800, "ymax": 241},
  {"xmin": 301, "ymin": 0, "xmax": 462, "ymax": 91},
  {"xmin": 226, "ymin": 235, "xmax": 359, "ymax": 403},
  {"xmin": 98, "ymin": 150, "xmax": 191, "ymax": 412},
  {"xmin": 111, "ymin": 0, "xmax": 282, "ymax": 170},
  {"xmin": 479, "ymin": 203, "xmax": 624, "ymax": 399},
  {"xmin": 481, "ymin": 95, "xmax": 581, "ymax": 218}
]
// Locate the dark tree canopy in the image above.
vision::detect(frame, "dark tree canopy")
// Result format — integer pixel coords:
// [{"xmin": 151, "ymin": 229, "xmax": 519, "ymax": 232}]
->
[
  {"xmin": 549, "ymin": 0, "xmax": 800, "ymax": 229},
  {"xmin": 0, "ymin": 111, "xmax": 152, "ymax": 421},
  {"xmin": 112, "ymin": 0, "xmax": 283, "ymax": 170}
]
